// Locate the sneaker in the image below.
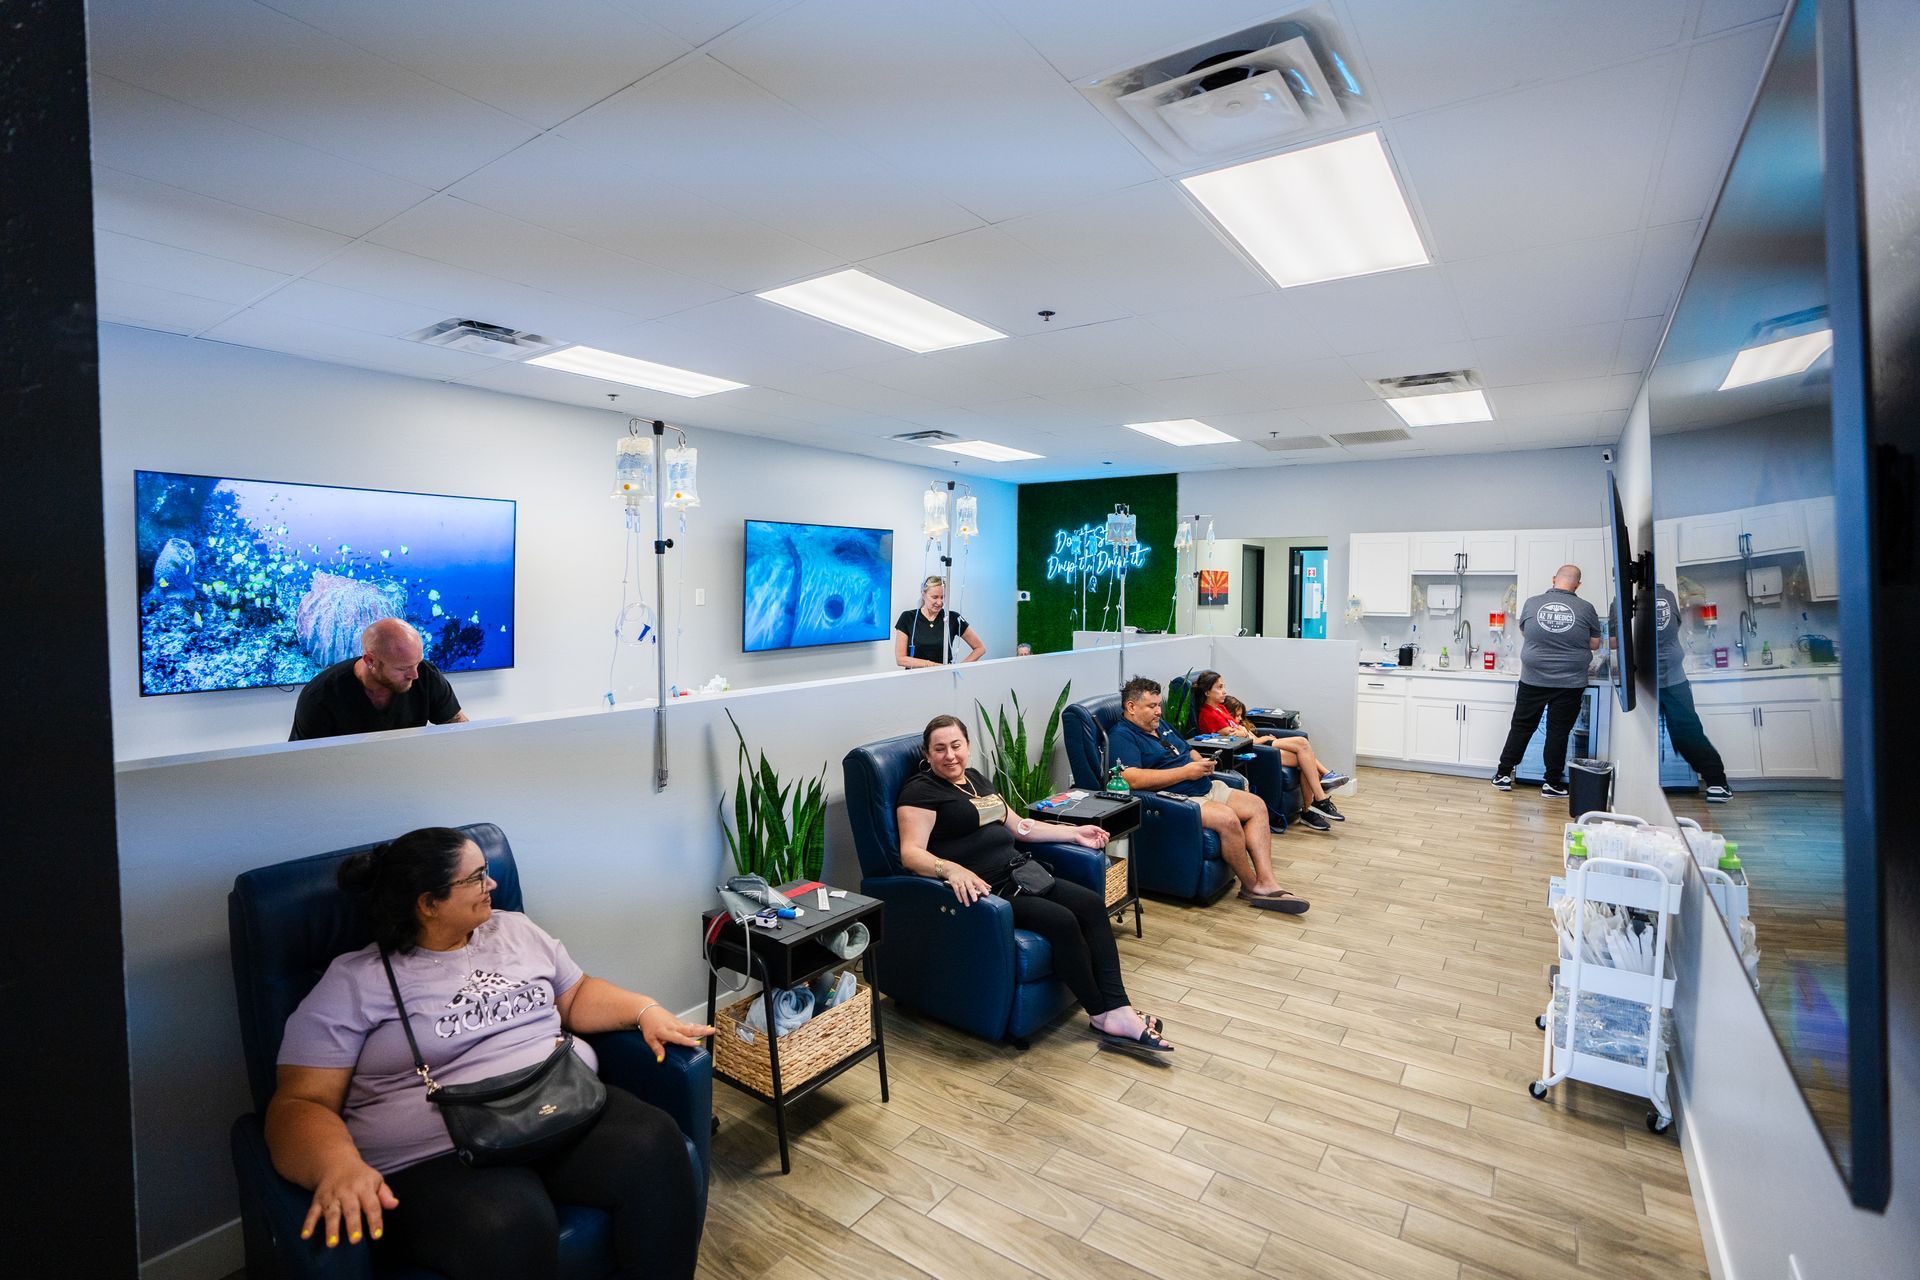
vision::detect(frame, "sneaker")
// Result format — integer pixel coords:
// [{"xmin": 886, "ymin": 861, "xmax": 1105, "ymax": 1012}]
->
[
  {"xmin": 1312, "ymin": 798, "xmax": 1346, "ymax": 822},
  {"xmin": 1492, "ymin": 773, "xmax": 1514, "ymax": 791},
  {"xmin": 1295, "ymin": 807, "xmax": 1332, "ymax": 832},
  {"xmin": 1705, "ymin": 784, "xmax": 1733, "ymax": 804},
  {"xmin": 1319, "ymin": 771, "xmax": 1352, "ymax": 791},
  {"xmin": 1541, "ymin": 781, "xmax": 1569, "ymax": 798}
]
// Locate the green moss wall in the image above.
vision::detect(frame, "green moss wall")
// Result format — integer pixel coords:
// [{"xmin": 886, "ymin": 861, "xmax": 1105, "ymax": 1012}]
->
[{"xmin": 1016, "ymin": 474, "xmax": 1177, "ymax": 654}]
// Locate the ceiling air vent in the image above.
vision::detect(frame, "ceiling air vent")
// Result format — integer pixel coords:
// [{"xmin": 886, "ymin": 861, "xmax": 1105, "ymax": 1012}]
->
[
  {"xmin": 1331, "ymin": 428, "xmax": 1413, "ymax": 447},
  {"xmin": 406, "ymin": 319, "xmax": 558, "ymax": 359},
  {"xmin": 1079, "ymin": 5, "xmax": 1374, "ymax": 173},
  {"xmin": 1367, "ymin": 369, "xmax": 1482, "ymax": 399},
  {"xmin": 889, "ymin": 429, "xmax": 960, "ymax": 444},
  {"xmin": 1254, "ymin": 434, "xmax": 1334, "ymax": 452}
]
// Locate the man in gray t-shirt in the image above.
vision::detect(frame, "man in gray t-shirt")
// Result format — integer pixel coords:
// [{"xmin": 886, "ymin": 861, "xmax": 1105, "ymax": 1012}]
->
[
  {"xmin": 1652, "ymin": 583, "xmax": 1730, "ymax": 799},
  {"xmin": 1494, "ymin": 565, "xmax": 1602, "ymax": 794}
]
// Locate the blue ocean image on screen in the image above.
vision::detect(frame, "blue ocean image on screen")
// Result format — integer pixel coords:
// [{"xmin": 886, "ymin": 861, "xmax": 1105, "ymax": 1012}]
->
[
  {"xmin": 743, "ymin": 521, "xmax": 893, "ymax": 653},
  {"xmin": 136, "ymin": 471, "xmax": 516, "ymax": 695}
]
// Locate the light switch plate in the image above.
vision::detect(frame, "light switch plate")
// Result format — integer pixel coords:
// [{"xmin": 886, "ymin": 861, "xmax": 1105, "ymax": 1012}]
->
[
  {"xmin": 695, "ymin": 588, "xmax": 706, "ymax": 606},
  {"xmin": 1016, "ymin": 590, "xmax": 1032, "ymax": 602}
]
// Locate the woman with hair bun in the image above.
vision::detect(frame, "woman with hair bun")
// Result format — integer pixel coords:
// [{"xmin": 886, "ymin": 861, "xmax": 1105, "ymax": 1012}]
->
[{"xmin": 267, "ymin": 827, "xmax": 713, "ymax": 1280}]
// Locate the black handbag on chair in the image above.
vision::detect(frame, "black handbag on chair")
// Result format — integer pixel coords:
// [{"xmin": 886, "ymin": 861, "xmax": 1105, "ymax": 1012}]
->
[{"xmin": 380, "ymin": 949, "xmax": 606, "ymax": 1167}]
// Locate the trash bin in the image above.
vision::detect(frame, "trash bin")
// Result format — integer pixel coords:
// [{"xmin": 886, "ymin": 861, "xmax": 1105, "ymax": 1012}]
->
[{"xmin": 1568, "ymin": 757, "xmax": 1614, "ymax": 819}]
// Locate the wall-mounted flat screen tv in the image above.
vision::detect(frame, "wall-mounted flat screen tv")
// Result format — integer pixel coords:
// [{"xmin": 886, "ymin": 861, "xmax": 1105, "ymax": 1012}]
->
[
  {"xmin": 742, "ymin": 519, "xmax": 894, "ymax": 653},
  {"xmin": 135, "ymin": 470, "xmax": 516, "ymax": 696}
]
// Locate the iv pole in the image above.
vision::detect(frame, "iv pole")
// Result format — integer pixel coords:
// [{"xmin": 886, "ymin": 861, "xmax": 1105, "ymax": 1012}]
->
[
  {"xmin": 940, "ymin": 480, "xmax": 955, "ymax": 669},
  {"xmin": 650, "ymin": 419, "xmax": 671, "ymax": 789}
]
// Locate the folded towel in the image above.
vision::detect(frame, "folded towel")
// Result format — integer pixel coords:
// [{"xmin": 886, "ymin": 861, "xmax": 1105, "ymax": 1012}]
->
[
  {"xmin": 741, "ymin": 985, "xmax": 815, "ymax": 1039},
  {"xmin": 811, "ymin": 969, "xmax": 857, "ymax": 1010}
]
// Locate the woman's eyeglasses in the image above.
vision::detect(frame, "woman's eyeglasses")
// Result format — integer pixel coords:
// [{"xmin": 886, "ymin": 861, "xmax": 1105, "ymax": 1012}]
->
[{"xmin": 445, "ymin": 864, "xmax": 490, "ymax": 892}]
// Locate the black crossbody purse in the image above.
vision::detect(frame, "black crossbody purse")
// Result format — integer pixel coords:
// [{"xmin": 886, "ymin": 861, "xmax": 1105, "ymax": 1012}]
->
[{"xmin": 379, "ymin": 948, "xmax": 606, "ymax": 1167}]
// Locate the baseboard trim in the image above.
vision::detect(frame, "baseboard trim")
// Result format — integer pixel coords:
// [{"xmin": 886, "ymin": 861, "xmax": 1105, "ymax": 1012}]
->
[
  {"xmin": 1676, "ymin": 1097, "xmax": 1736, "ymax": 1280},
  {"xmin": 142, "ymin": 1218, "xmax": 241, "ymax": 1280}
]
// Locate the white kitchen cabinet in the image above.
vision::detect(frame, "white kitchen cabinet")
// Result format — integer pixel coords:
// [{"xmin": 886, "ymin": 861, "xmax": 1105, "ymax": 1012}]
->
[
  {"xmin": 1568, "ymin": 530, "xmax": 1606, "ymax": 610},
  {"xmin": 1740, "ymin": 502, "xmax": 1805, "ymax": 556},
  {"xmin": 1520, "ymin": 529, "xmax": 1607, "ymax": 610},
  {"xmin": 1756, "ymin": 702, "xmax": 1824, "ymax": 777},
  {"xmin": 1699, "ymin": 705, "xmax": 1765, "ymax": 779},
  {"xmin": 1802, "ymin": 496, "xmax": 1839, "ymax": 601},
  {"xmin": 1348, "ymin": 534, "xmax": 1412, "ymax": 616},
  {"xmin": 1683, "ymin": 675, "xmax": 1838, "ymax": 780},
  {"xmin": 1356, "ymin": 696, "xmax": 1407, "ymax": 757},
  {"xmin": 1462, "ymin": 531, "xmax": 1518, "ymax": 574},
  {"xmin": 1460, "ymin": 700, "xmax": 1516, "ymax": 768},
  {"xmin": 1408, "ymin": 699, "xmax": 1464, "ymax": 764},
  {"xmin": 1653, "ymin": 519, "xmax": 1678, "ymax": 586},
  {"xmin": 1677, "ymin": 511, "xmax": 1743, "ymax": 565},
  {"xmin": 1410, "ymin": 532, "xmax": 1465, "ymax": 574}
]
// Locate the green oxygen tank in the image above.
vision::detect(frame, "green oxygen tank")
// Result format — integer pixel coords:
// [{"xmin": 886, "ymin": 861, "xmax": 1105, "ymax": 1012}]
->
[{"xmin": 1105, "ymin": 763, "xmax": 1131, "ymax": 795}]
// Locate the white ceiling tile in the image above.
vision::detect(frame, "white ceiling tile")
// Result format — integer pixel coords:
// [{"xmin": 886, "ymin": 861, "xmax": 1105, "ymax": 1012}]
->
[
  {"xmin": 1202, "ymin": 408, "xmax": 1319, "ymax": 440},
  {"xmin": 713, "ymin": 0, "xmax": 1154, "ymax": 223},
  {"xmin": 87, "ymin": 76, "xmax": 432, "ymax": 237},
  {"xmin": 1015, "ymin": 317, "xmax": 1216, "ymax": 385},
  {"xmin": 1341, "ymin": 339, "xmax": 1481, "ymax": 385},
  {"xmin": 305, "ymin": 243, "xmax": 650, "ymax": 348},
  {"xmin": 1629, "ymin": 221, "xmax": 1703, "ymax": 318},
  {"xmin": 1233, "ymin": 357, "xmax": 1378, "ymax": 407},
  {"xmin": 1126, "ymin": 373, "xmax": 1275, "ymax": 418},
  {"xmin": 1343, "ymin": 0, "xmax": 1690, "ymax": 117},
  {"xmin": 619, "ymin": 294, "xmax": 883, "ymax": 383},
  {"xmin": 557, "ymin": 55, "xmax": 981, "ymax": 261},
  {"xmin": 91, "ymin": 167, "xmax": 351, "ymax": 275},
  {"xmin": 1292, "ymin": 400, "xmax": 1405, "ymax": 433},
  {"xmin": 1406, "ymin": 422, "xmax": 1511, "ymax": 452},
  {"xmin": 201, "ymin": 310, "xmax": 504, "ymax": 381},
  {"xmin": 88, "ymin": 0, "xmax": 535, "ymax": 188},
  {"xmin": 1039, "ymin": 383, "xmax": 1165, "ymax": 423},
  {"xmin": 1392, "ymin": 55, "xmax": 1681, "ymax": 262},
  {"xmin": 960, "ymin": 397, "xmax": 1123, "ymax": 433},
  {"xmin": 1507, "ymin": 410, "xmax": 1628, "ymax": 447},
  {"xmin": 448, "ymin": 136, "xmax": 839, "ymax": 296},
  {"xmin": 1001, "ymin": 182, "xmax": 1271, "ymax": 314},
  {"xmin": 620, "ymin": 0, "xmax": 788, "ymax": 49},
  {"xmin": 258, "ymin": 0, "xmax": 690, "ymax": 129},
  {"xmin": 453, "ymin": 359, "xmax": 781, "ymax": 423},
  {"xmin": 849, "ymin": 338, "xmax": 1109, "ymax": 402},
  {"xmin": 367, "ymin": 195, "xmax": 729, "ymax": 322},
  {"xmin": 1281, "ymin": 268, "xmax": 1468, "ymax": 355},
  {"xmin": 836, "ymin": 356, "xmax": 1023, "ymax": 407},
  {"xmin": 92, "ymin": 230, "xmax": 291, "ymax": 305},
  {"xmin": 248, "ymin": 280, "xmax": 462, "ymax": 337},
  {"xmin": 96, "ymin": 282, "xmax": 240, "ymax": 336},
  {"xmin": 764, "ymin": 370, "xmax": 956, "ymax": 420},
  {"xmin": 1647, "ymin": 24, "xmax": 1777, "ymax": 226},
  {"xmin": 1490, "ymin": 374, "xmax": 1642, "ymax": 419},
  {"xmin": 861, "ymin": 226, "xmax": 1132, "ymax": 338},
  {"xmin": 1696, "ymin": 0, "xmax": 1787, "ymax": 38},
  {"xmin": 1474, "ymin": 323, "xmax": 1624, "ymax": 387},
  {"xmin": 1614, "ymin": 315, "xmax": 1669, "ymax": 376},
  {"xmin": 1139, "ymin": 291, "xmax": 1333, "ymax": 370},
  {"xmin": 979, "ymin": 1, "xmax": 1290, "ymax": 81},
  {"xmin": 1445, "ymin": 232, "xmax": 1641, "ymax": 338}
]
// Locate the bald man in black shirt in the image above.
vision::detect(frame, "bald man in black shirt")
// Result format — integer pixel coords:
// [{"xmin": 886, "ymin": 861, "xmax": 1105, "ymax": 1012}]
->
[{"xmin": 289, "ymin": 618, "xmax": 470, "ymax": 741}]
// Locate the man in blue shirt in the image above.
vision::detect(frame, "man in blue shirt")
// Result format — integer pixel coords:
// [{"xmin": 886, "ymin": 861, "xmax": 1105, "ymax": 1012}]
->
[{"xmin": 1108, "ymin": 677, "xmax": 1309, "ymax": 914}]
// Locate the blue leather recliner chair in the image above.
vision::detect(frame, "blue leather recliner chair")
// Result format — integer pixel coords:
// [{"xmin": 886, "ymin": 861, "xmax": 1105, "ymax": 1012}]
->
[
  {"xmin": 1062, "ymin": 693, "xmax": 1244, "ymax": 904},
  {"xmin": 843, "ymin": 733, "xmax": 1109, "ymax": 1047},
  {"xmin": 1167, "ymin": 673, "xmax": 1302, "ymax": 829},
  {"xmin": 227, "ymin": 822, "xmax": 712, "ymax": 1280}
]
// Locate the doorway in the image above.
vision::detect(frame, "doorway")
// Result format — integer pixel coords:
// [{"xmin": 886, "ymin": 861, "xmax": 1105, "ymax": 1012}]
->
[
  {"xmin": 1288, "ymin": 546, "xmax": 1329, "ymax": 638},
  {"xmin": 1240, "ymin": 545, "xmax": 1265, "ymax": 635}
]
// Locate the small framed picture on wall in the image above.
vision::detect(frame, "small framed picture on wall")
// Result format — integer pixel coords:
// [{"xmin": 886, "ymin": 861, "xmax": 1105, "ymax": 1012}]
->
[{"xmin": 1198, "ymin": 569, "xmax": 1229, "ymax": 606}]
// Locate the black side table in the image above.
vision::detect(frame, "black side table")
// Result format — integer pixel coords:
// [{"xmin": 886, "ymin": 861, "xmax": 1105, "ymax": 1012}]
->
[
  {"xmin": 1027, "ymin": 793, "xmax": 1143, "ymax": 936},
  {"xmin": 700, "ymin": 883, "xmax": 888, "ymax": 1173}
]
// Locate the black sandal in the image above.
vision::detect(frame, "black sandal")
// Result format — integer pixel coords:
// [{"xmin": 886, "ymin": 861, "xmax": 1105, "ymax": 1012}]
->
[{"xmin": 1092, "ymin": 1023, "xmax": 1174, "ymax": 1059}]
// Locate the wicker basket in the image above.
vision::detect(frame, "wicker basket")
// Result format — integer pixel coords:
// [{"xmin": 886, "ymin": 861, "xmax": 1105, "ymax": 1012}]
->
[
  {"xmin": 714, "ymin": 977, "xmax": 873, "ymax": 1095},
  {"xmin": 1103, "ymin": 855, "xmax": 1129, "ymax": 907}
]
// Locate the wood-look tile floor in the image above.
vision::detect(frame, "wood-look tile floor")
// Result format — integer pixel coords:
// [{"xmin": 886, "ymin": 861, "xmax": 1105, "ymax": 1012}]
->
[{"xmin": 701, "ymin": 768, "xmax": 1710, "ymax": 1280}]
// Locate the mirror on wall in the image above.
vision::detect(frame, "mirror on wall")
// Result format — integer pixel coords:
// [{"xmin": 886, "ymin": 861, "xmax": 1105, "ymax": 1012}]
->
[{"xmin": 1645, "ymin": 0, "xmax": 1875, "ymax": 1199}]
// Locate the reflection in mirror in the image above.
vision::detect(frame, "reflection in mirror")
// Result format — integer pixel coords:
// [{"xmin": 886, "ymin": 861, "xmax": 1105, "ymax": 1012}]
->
[{"xmin": 1646, "ymin": 0, "xmax": 1852, "ymax": 1173}]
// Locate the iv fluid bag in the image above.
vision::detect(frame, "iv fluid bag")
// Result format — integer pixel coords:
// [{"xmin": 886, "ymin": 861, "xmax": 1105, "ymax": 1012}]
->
[
  {"xmin": 1106, "ymin": 510, "xmax": 1137, "ymax": 546},
  {"xmin": 614, "ymin": 436, "xmax": 653, "ymax": 504},
  {"xmin": 665, "ymin": 446, "xmax": 699, "ymax": 509},
  {"xmin": 922, "ymin": 487, "xmax": 949, "ymax": 537},
  {"xmin": 955, "ymin": 494, "xmax": 978, "ymax": 540}
]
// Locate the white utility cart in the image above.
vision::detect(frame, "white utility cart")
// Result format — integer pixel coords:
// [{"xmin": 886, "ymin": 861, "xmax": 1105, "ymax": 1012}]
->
[{"xmin": 1532, "ymin": 811, "xmax": 1684, "ymax": 1133}]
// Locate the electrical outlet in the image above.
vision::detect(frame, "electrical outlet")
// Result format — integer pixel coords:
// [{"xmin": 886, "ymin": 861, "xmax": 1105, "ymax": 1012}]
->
[
  {"xmin": 1016, "ymin": 590, "xmax": 1031, "ymax": 602},
  {"xmin": 694, "ymin": 588, "xmax": 706, "ymax": 606}
]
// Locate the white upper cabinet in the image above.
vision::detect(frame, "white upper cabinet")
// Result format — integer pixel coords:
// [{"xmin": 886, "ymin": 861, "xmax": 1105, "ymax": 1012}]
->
[
  {"xmin": 1348, "ymin": 533, "xmax": 1412, "ymax": 616},
  {"xmin": 1653, "ymin": 519, "xmax": 1678, "ymax": 586},
  {"xmin": 1462, "ymin": 531, "xmax": 1518, "ymax": 574},
  {"xmin": 1410, "ymin": 533, "xmax": 1465, "ymax": 575},
  {"xmin": 1802, "ymin": 496, "xmax": 1838, "ymax": 601},
  {"xmin": 1671, "ymin": 500, "xmax": 1811, "ymax": 566},
  {"xmin": 1676, "ymin": 511, "xmax": 1743, "ymax": 564},
  {"xmin": 1568, "ymin": 530, "xmax": 1606, "ymax": 610},
  {"xmin": 1740, "ymin": 502, "xmax": 1805, "ymax": 556}
]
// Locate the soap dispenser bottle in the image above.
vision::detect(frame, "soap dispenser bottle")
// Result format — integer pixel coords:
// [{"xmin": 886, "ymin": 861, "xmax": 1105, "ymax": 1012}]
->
[{"xmin": 1439, "ymin": 646, "xmax": 1450, "ymax": 669}]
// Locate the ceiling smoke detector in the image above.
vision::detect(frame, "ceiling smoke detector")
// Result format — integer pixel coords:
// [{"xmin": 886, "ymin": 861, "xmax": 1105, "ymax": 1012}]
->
[
  {"xmin": 1080, "ymin": 6, "xmax": 1372, "ymax": 172},
  {"xmin": 407, "ymin": 318, "xmax": 557, "ymax": 359}
]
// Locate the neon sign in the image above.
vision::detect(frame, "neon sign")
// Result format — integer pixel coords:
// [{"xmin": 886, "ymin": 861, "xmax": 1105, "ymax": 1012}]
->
[{"xmin": 1045, "ymin": 523, "xmax": 1149, "ymax": 589}]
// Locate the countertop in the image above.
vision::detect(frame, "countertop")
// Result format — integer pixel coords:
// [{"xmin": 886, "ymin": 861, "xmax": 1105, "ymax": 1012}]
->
[
  {"xmin": 1680, "ymin": 663, "xmax": 1839, "ymax": 682},
  {"xmin": 1356, "ymin": 662, "xmax": 1838, "ymax": 684}
]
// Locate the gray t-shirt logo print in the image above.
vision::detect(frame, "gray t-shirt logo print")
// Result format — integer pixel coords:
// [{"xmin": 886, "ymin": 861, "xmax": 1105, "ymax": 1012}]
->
[
  {"xmin": 1537, "ymin": 601, "xmax": 1577, "ymax": 633},
  {"xmin": 1655, "ymin": 595, "xmax": 1672, "ymax": 631}
]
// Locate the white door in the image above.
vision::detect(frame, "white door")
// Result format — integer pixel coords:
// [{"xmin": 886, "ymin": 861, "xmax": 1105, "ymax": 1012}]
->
[
  {"xmin": 1408, "ymin": 699, "xmax": 1464, "ymax": 763},
  {"xmin": 1742, "ymin": 502, "xmax": 1805, "ymax": 555},
  {"xmin": 1568, "ymin": 529, "xmax": 1606, "ymax": 610},
  {"xmin": 1520, "ymin": 531, "xmax": 1569, "ymax": 599},
  {"xmin": 1459, "ymin": 700, "xmax": 1514, "ymax": 769},
  {"xmin": 1348, "ymin": 534, "xmax": 1412, "ymax": 616},
  {"xmin": 1756, "ymin": 703, "xmax": 1824, "ymax": 778},
  {"xmin": 1653, "ymin": 520, "xmax": 1678, "ymax": 588},
  {"xmin": 1677, "ymin": 511, "xmax": 1742, "ymax": 564},
  {"xmin": 1802, "ymin": 496, "xmax": 1839, "ymax": 601},
  {"xmin": 1698, "ymin": 705, "xmax": 1763, "ymax": 779},
  {"xmin": 1462, "ymin": 530, "xmax": 1517, "ymax": 574},
  {"xmin": 1410, "ymin": 532, "xmax": 1465, "ymax": 575},
  {"xmin": 1356, "ymin": 694, "xmax": 1407, "ymax": 757}
]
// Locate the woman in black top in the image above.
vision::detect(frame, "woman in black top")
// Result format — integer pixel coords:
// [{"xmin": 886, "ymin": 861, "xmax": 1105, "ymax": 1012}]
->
[
  {"xmin": 894, "ymin": 715, "xmax": 1172, "ymax": 1054},
  {"xmin": 894, "ymin": 577, "xmax": 987, "ymax": 668}
]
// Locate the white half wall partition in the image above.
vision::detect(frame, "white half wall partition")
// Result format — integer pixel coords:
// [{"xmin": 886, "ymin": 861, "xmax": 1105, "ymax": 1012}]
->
[
  {"xmin": 117, "ymin": 637, "xmax": 1208, "ymax": 1272},
  {"xmin": 1203, "ymin": 637, "xmax": 1361, "ymax": 784}
]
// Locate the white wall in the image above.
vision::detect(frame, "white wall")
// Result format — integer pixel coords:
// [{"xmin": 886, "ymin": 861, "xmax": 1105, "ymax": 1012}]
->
[{"xmin": 101, "ymin": 326, "xmax": 1017, "ymax": 760}]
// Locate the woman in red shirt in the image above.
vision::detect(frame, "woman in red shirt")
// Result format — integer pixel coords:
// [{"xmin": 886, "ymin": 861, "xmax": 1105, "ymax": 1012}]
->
[{"xmin": 1192, "ymin": 671, "xmax": 1348, "ymax": 826}]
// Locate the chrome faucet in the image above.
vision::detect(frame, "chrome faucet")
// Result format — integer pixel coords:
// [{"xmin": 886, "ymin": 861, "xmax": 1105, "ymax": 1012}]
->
[
  {"xmin": 1454, "ymin": 617, "xmax": 1477, "ymax": 667},
  {"xmin": 1737, "ymin": 609, "xmax": 1755, "ymax": 667}
]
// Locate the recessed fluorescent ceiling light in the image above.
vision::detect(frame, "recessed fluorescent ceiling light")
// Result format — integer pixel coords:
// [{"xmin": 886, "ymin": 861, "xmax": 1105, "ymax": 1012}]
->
[
  {"xmin": 1718, "ymin": 330, "xmax": 1833, "ymax": 390},
  {"xmin": 757, "ymin": 269, "xmax": 1006, "ymax": 352},
  {"xmin": 1125, "ymin": 418, "xmax": 1238, "ymax": 445},
  {"xmin": 931, "ymin": 439, "xmax": 1043, "ymax": 462},
  {"xmin": 1180, "ymin": 131, "xmax": 1428, "ymax": 287},
  {"xmin": 526, "ymin": 345, "xmax": 746, "ymax": 397},
  {"xmin": 1384, "ymin": 389, "xmax": 1492, "ymax": 427}
]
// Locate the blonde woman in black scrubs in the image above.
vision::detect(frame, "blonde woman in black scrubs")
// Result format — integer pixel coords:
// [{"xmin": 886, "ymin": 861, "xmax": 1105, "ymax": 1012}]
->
[{"xmin": 894, "ymin": 576, "xmax": 986, "ymax": 668}]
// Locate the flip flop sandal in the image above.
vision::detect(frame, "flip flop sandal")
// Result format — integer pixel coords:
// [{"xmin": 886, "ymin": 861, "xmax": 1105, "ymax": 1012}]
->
[
  {"xmin": 1237, "ymin": 889, "xmax": 1310, "ymax": 914},
  {"xmin": 1092, "ymin": 1024, "xmax": 1174, "ymax": 1059},
  {"xmin": 1094, "ymin": 1011, "xmax": 1162, "ymax": 1039}
]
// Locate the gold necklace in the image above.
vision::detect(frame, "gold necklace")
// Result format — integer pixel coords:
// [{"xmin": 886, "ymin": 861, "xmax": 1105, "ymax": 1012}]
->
[{"xmin": 945, "ymin": 769, "xmax": 980, "ymax": 798}]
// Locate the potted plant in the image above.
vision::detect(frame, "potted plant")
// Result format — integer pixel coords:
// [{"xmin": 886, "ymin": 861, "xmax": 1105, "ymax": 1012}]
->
[
  {"xmin": 972, "ymin": 681, "xmax": 1071, "ymax": 811},
  {"xmin": 718, "ymin": 709, "xmax": 826, "ymax": 886}
]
